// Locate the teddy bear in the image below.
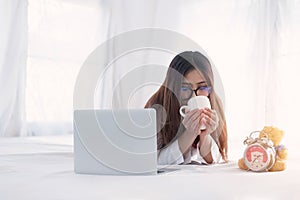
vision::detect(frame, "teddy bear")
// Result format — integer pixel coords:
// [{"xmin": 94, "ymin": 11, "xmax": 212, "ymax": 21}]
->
[{"xmin": 238, "ymin": 126, "xmax": 288, "ymax": 172}]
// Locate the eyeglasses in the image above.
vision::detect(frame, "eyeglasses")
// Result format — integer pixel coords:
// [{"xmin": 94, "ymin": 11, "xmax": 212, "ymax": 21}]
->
[{"xmin": 180, "ymin": 86, "xmax": 212, "ymax": 100}]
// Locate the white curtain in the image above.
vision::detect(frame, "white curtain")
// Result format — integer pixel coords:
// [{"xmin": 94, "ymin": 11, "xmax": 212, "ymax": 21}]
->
[
  {"xmin": 93, "ymin": 0, "xmax": 300, "ymax": 158},
  {"xmin": 0, "ymin": 0, "xmax": 27, "ymax": 137},
  {"xmin": 26, "ymin": 0, "xmax": 108, "ymax": 135},
  {"xmin": 1, "ymin": 0, "xmax": 300, "ymax": 159},
  {"xmin": 277, "ymin": 0, "xmax": 300, "ymax": 154},
  {"xmin": 94, "ymin": 0, "xmax": 182, "ymax": 109}
]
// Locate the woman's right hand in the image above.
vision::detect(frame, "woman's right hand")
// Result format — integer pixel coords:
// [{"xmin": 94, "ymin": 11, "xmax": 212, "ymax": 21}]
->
[{"xmin": 182, "ymin": 108, "xmax": 202, "ymax": 136}]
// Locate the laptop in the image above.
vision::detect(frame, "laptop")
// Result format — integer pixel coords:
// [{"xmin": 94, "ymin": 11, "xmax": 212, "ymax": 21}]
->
[{"xmin": 73, "ymin": 109, "xmax": 157, "ymax": 175}]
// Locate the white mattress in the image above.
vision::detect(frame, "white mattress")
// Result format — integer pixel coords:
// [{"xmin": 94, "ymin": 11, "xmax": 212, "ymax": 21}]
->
[{"xmin": 1, "ymin": 135, "xmax": 300, "ymax": 200}]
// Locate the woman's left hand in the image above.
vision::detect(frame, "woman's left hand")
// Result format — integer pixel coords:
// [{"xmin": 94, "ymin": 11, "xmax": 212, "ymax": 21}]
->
[{"xmin": 200, "ymin": 107, "xmax": 219, "ymax": 136}]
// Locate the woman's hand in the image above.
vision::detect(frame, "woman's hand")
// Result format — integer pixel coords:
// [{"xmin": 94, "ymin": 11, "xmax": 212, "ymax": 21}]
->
[
  {"xmin": 182, "ymin": 108, "xmax": 202, "ymax": 136},
  {"xmin": 200, "ymin": 107, "xmax": 219, "ymax": 136},
  {"xmin": 178, "ymin": 108, "xmax": 202, "ymax": 155}
]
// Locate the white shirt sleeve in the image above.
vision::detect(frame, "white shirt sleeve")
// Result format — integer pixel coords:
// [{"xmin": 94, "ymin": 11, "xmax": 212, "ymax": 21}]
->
[
  {"xmin": 157, "ymin": 135, "xmax": 222, "ymax": 165},
  {"xmin": 157, "ymin": 139, "xmax": 184, "ymax": 165}
]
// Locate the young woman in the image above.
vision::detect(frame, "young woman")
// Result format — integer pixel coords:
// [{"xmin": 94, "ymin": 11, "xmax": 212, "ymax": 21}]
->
[{"xmin": 145, "ymin": 51, "xmax": 227, "ymax": 165}]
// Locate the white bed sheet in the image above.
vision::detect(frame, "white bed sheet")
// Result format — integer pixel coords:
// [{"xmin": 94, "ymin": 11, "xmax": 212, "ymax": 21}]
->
[{"xmin": 1, "ymin": 135, "xmax": 300, "ymax": 200}]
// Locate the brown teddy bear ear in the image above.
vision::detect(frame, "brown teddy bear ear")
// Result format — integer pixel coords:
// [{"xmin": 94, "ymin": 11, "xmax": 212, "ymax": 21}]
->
[
  {"xmin": 259, "ymin": 126, "xmax": 285, "ymax": 147},
  {"xmin": 259, "ymin": 126, "xmax": 270, "ymax": 138},
  {"xmin": 259, "ymin": 132, "xmax": 268, "ymax": 138},
  {"xmin": 263, "ymin": 126, "xmax": 273, "ymax": 133}
]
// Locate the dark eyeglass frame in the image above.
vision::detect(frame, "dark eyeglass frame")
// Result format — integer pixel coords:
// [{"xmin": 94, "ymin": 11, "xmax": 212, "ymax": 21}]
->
[{"xmin": 180, "ymin": 86, "xmax": 212, "ymax": 100}]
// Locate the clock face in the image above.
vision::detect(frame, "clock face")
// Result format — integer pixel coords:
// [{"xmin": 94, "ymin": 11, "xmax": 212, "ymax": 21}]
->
[{"xmin": 244, "ymin": 144, "xmax": 269, "ymax": 171}]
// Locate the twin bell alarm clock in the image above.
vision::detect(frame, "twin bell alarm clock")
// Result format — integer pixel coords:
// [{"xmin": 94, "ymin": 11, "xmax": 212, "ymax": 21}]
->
[{"xmin": 243, "ymin": 131, "xmax": 276, "ymax": 172}]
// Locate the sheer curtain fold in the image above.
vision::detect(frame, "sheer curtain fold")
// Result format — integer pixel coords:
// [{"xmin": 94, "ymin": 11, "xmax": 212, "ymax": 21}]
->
[
  {"xmin": 26, "ymin": 0, "xmax": 107, "ymax": 135},
  {"xmin": 0, "ymin": 0, "xmax": 27, "ymax": 137},
  {"xmin": 96, "ymin": 0, "xmax": 182, "ymax": 109}
]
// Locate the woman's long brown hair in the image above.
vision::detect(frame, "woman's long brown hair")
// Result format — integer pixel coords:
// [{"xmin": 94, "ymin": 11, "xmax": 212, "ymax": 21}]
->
[{"xmin": 145, "ymin": 51, "xmax": 228, "ymax": 161}]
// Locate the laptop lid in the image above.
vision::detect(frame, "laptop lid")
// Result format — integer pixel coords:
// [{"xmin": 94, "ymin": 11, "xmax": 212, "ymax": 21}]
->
[{"xmin": 74, "ymin": 109, "xmax": 157, "ymax": 175}]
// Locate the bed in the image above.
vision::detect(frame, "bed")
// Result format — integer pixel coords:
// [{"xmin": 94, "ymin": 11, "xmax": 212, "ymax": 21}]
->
[{"xmin": 1, "ymin": 135, "xmax": 299, "ymax": 200}]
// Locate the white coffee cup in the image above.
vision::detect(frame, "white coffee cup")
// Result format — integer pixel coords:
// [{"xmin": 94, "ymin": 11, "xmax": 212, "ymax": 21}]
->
[{"xmin": 179, "ymin": 96, "xmax": 211, "ymax": 130}]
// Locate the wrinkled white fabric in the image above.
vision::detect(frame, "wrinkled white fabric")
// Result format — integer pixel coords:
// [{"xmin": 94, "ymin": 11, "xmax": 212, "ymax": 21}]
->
[{"xmin": 0, "ymin": 0, "xmax": 27, "ymax": 136}]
